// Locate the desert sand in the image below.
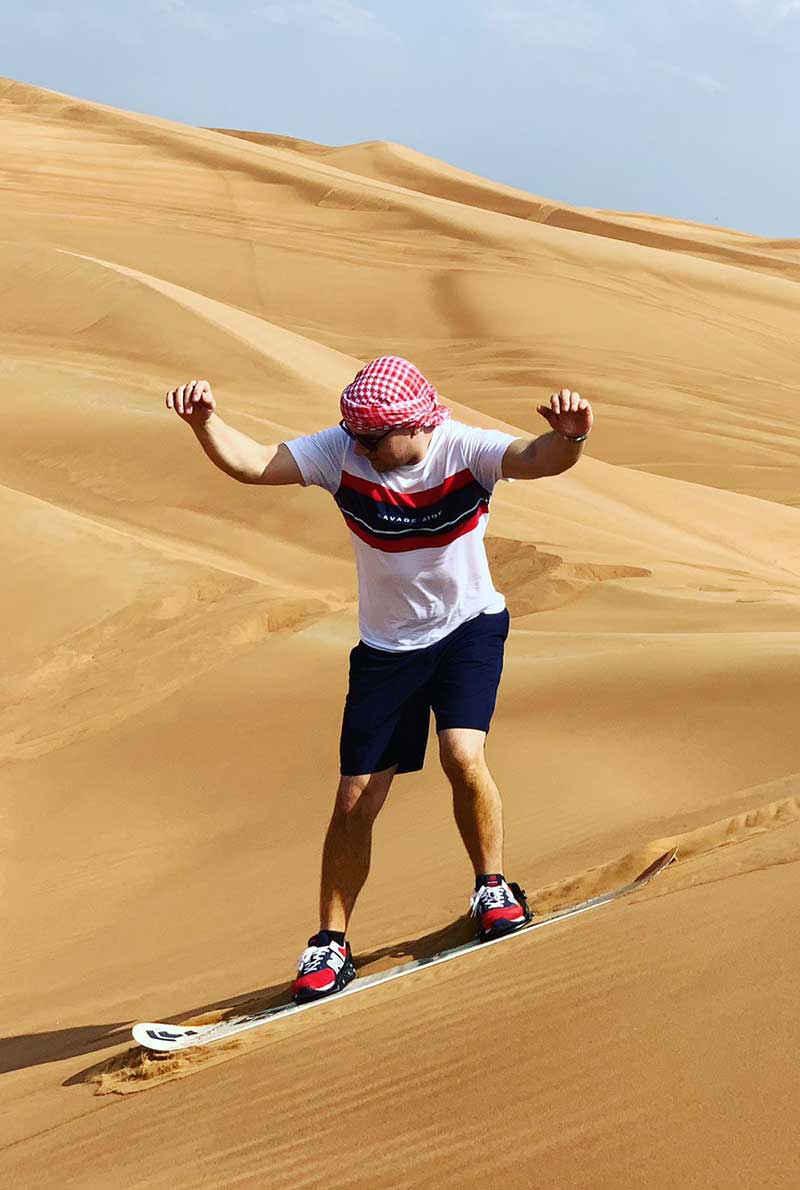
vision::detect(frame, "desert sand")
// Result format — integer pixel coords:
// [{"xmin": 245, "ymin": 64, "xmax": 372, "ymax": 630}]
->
[{"xmin": 1, "ymin": 75, "xmax": 799, "ymax": 1188}]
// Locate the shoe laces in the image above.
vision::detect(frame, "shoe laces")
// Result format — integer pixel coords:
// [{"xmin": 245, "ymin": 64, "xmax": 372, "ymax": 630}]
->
[
  {"xmin": 470, "ymin": 881, "xmax": 513, "ymax": 917},
  {"xmin": 297, "ymin": 943, "xmax": 339, "ymax": 974}
]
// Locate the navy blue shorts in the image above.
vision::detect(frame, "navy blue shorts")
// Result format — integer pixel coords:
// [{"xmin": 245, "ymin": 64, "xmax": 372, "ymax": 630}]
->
[{"xmin": 339, "ymin": 607, "xmax": 511, "ymax": 777}]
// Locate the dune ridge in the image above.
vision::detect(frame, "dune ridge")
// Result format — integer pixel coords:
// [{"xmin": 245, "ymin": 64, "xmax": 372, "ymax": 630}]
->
[{"xmin": 212, "ymin": 127, "xmax": 800, "ymax": 278}]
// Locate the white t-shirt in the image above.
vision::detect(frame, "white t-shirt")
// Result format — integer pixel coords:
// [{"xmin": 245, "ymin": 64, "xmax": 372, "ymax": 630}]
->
[{"xmin": 285, "ymin": 419, "xmax": 518, "ymax": 651}]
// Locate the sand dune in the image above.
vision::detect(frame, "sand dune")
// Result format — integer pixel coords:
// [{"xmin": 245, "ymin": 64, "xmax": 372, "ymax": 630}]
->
[
  {"xmin": 1, "ymin": 76, "xmax": 799, "ymax": 1188},
  {"xmin": 5, "ymin": 74, "xmax": 800, "ymax": 505},
  {"xmin": 214, "ymin": 128, "xmax": 800, "ymax": 276}
]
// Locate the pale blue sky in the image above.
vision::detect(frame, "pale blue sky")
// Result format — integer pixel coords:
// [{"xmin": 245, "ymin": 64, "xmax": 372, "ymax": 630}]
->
[{"xmin": 5, "ymin": 0, "xmax": 799, "ymax": 236}]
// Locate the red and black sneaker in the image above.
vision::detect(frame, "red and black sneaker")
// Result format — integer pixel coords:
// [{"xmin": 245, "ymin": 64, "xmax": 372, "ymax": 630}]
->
[
  {"xmin": 292, "ymin": 932, "xmax": 357, "ymax": 1004},
  {"xmin": 470, "ymin": 877, "xmax": 533, "ymax": 942}
]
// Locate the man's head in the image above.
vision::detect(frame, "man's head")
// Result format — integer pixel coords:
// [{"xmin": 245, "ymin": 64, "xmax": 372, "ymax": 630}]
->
[{"xmin": 339, "ymin": 356, "xmax": 450, "ymax": 473}]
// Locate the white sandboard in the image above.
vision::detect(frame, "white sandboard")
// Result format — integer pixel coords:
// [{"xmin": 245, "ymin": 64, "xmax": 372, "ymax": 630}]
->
[{"xmin": 134, "ymin": 849, "xmax": 676, "ymax": 1053}]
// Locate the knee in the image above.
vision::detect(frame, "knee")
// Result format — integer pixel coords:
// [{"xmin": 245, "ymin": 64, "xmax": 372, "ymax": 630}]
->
[
  {"xmin": 334, "ymin": 769, "xmax": 395, "ymax": 823},
  {"xmin": 439, "ymin": 740, "xmax": 486, "ymax": 784}
]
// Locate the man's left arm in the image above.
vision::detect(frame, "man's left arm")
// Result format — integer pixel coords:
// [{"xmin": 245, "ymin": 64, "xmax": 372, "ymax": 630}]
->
[{"xmin": 502, "ymin": 388, "xmax": 594, "ymax": 480}]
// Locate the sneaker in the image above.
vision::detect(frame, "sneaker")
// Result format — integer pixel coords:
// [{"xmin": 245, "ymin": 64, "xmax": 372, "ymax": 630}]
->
[
  {"xmin": 292, "ymin": 932, "xmax": 357, "ymax": 1004},
  {"xmin": 470, "ymin": 877, "xmax": 533, "ymax": 942}
]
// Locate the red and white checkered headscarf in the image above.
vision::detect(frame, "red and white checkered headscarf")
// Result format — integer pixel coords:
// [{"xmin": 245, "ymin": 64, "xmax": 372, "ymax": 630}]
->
[{"xmin": 340, "ymin": 356, "xmax": 451, "ymax": 433}]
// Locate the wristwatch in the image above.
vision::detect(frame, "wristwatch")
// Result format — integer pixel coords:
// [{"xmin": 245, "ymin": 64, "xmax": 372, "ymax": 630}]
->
[{"xmin": 560, "ymin": 431, "xmax": 590, "ymax": 442}]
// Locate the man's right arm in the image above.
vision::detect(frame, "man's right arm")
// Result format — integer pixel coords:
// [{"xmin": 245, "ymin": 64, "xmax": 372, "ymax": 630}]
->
[
  {"xmin": 193, "ymin": 413, "xmax": 303, "ymax": 485},
  {"xmin": 166, "ymin": 379, "xmax": 303, "ymax": 486}
]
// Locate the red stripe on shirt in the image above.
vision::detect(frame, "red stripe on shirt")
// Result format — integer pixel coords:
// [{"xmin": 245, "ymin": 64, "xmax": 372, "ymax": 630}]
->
[{"xmin": 339, "ymin": 468, "xmax": 477, "ymax": 509}]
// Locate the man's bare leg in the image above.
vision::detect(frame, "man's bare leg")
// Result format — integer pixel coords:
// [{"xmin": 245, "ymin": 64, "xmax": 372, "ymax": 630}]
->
[
  {"xmin": 319, "ymin": 765, "xmax": 397, "ymax": 933},
  {"xmin": 438, "ymin": 728, "xmax": 504, "ymax": 875}
]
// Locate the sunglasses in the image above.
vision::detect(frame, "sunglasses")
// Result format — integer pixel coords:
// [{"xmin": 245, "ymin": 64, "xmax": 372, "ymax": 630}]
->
[{"xmin": 339, "ymin": 419, "xmax": 403, "ymax": 451}]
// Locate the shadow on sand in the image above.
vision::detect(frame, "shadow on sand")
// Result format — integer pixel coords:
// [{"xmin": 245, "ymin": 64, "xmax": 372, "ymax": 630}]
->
[{"xmin": 1, "ymin": 911, "xmax": 476, "ymax": 1086}]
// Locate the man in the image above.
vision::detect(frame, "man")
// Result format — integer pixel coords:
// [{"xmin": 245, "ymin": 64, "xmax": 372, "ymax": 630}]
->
[{"xmin": 166, "ymin": 357, "xmax": 593, "ymax": 1003}]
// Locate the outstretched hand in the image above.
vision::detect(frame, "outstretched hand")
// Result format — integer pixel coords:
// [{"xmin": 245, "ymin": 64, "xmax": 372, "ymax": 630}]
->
[
  {"xmin": 166, "ymin": 379, "xmax": 216, "ymax": 424},
  {"xmin": 537, "ymin": 389, "xmax": 593, "ymax": 440}
]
